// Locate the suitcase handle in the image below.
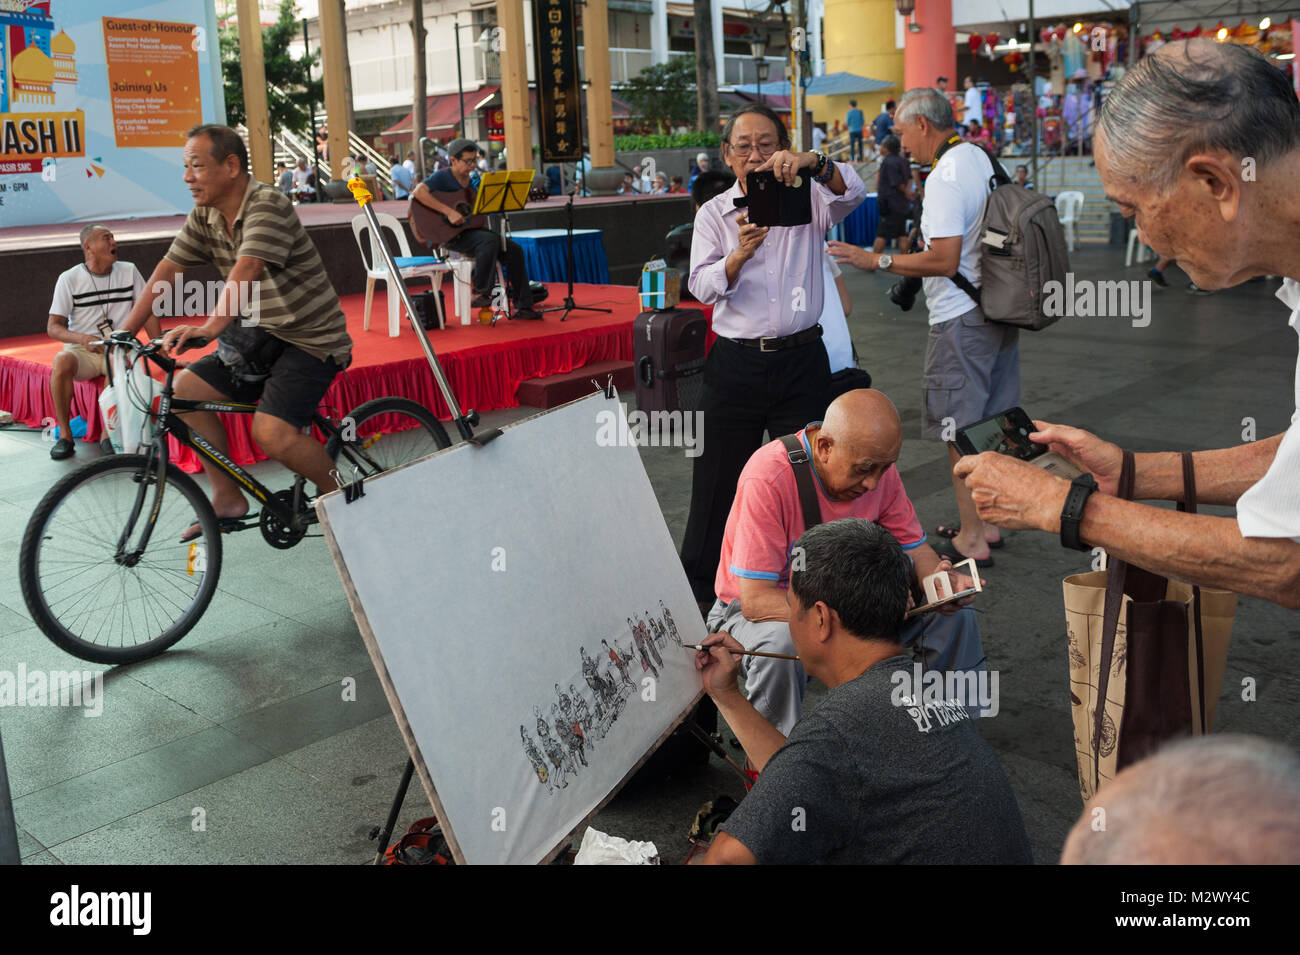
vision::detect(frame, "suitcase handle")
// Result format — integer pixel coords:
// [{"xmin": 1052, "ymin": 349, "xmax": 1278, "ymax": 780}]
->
[{"xmin": 638, "ymin": 356, "xmax": 654, "ymax": 387}]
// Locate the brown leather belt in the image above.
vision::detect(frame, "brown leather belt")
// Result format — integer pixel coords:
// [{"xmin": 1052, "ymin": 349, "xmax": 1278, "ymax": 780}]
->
[{"xmin": 727, "ymin": 324, "xmax": 823, "ymax": 353}]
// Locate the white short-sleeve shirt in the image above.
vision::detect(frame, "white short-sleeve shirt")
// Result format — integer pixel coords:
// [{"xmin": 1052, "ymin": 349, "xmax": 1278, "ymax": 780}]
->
[
  {"xmin": 1235, "ymin": 278, "xmax": 1300, "ymax": 541},
  {"xmin": 48, "ymin": 261, "xmax": 145, "ymax": 336},
  {"xmin": 919, "ymin": 142, "xmax": 993, "ymax": 325}
]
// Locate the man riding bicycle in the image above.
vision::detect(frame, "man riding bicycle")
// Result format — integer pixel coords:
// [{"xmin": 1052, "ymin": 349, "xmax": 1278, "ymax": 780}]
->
[{"xmin": 121, "ymin": 124, "xmax": 353, "ymax": 540}]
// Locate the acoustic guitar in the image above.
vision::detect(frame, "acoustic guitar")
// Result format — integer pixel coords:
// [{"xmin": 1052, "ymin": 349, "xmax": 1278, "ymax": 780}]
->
[{"xmin": 408, "ymin": 186, "xmax": 487, "ymax": 250}]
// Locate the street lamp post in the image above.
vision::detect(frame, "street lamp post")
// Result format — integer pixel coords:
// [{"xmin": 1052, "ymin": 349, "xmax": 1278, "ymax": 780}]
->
[{"xmin": 749, "ymin": 34, "xmax": 768, "ymax": 106}]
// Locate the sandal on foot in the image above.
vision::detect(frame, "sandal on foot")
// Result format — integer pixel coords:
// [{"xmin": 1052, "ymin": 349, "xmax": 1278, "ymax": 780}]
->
[
  {"xmin": 931, "ymin": 536, "xmax": 994, "ymax": 569},
  {"xmin": 934, "ymin": 524, "xmax": 1005, "ymax": 549},
  {"xmin": 179, "ymin": 516, "xmax": 247, "ymax": 543}
]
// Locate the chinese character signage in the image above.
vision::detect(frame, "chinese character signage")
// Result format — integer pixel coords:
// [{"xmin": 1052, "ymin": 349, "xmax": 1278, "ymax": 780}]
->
[{"xmin": 531, "ymin": 0, "xmax": 580, "ymax": 162}]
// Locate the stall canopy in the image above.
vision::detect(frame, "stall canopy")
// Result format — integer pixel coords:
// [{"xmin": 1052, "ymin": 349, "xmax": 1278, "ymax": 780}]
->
[
  {"xmin": 957, "ymin": 0, "xmax": 1293, "ymax": 33},
  {"xmin": 382, "ymin": 87, "xmax": 634, "ymax": 143},
  {"xmin": 730, "ymin": 70, "xmax": 894, "ymax": 98}
]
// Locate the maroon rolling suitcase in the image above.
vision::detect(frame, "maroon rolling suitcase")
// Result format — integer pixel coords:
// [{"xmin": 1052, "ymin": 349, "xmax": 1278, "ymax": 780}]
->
[{"xmin": 633, "ymin": 307, "xmax": 707, "ymax": 414}]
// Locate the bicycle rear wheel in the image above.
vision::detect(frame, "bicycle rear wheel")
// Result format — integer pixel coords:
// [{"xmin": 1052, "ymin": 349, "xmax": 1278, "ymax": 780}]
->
[
  {"xmin": 326, "ymin": 396, "xmax": 451, "ymax": 480},
  {"xmin": 19, "ymin": 454, "xmax": 223, "ymax": 665}
]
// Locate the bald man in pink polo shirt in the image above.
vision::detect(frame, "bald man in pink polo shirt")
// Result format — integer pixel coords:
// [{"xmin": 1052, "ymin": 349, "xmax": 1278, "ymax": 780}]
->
[{"xmin": 706, "ymin": 389, "xmax": 987, "ymax": 734}]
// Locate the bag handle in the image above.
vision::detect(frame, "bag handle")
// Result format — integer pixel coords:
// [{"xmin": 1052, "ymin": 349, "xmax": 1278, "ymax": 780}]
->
[
  {"xmin": 1175, "ymin": 452, "xmax": 1208, "ymax": 732},
  {"xmin": 779, "ymin": 433, "xmax": 823, "ymax": 532},
  {"xmin": 1092, "ymin": 449, "xmax": 1135, "ymax": 791}
]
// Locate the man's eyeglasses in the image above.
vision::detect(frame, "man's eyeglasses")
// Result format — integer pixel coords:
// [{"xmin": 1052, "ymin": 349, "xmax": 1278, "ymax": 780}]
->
[{"xmin": 727, "ymin": 141, "xmax": 780, "ymax": 158}]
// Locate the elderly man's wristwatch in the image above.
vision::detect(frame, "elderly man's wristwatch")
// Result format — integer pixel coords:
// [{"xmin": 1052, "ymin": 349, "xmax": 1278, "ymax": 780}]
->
[
  {"xmin": 878, "ymin": 254, "xmax": 894, "ymax": 273},
  {"xmin": 1060, "ymin": 472, "xmax": 1099, "ymax": 551}
]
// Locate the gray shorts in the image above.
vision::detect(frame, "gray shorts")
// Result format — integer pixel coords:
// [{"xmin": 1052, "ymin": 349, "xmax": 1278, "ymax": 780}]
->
[{"xmin": 922, "ymin": 306, "xmax": 1021, "ymax": 439}]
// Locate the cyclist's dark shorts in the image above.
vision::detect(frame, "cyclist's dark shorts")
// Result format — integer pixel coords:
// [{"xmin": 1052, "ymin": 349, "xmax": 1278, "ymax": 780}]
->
[{"xmin": 187, "ymin": 344, "xmax": 344, "ymax": 429}]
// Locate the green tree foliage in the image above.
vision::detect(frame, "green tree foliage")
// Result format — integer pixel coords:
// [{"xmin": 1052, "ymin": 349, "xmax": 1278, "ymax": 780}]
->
[
  {"xmin": 613, "ymin": 131, "xmax": 721, "ymax": 151},
  {"xmin": 622, "ymin": 56, "xmax": 699, "ymax": 134},
  {"xmin": 220, "ymin": 0, "xmax": 322, "ymax": 137}
]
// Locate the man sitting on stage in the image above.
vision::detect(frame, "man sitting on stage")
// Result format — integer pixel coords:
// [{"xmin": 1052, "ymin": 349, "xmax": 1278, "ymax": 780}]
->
[
  {"xmin": 119, "ymin": 124, "xmax": 353, "ymax": 540},
  {"xmin": 46, "ymin": 225, "xmax": 154, "ymax": 460},
  {"xmin": 409, "ymin": 138, "xmax": 541, "ymax": 320},
  {"xmin": 696, "ymin": 518, "xmax": 1032, "ymax": 864}
]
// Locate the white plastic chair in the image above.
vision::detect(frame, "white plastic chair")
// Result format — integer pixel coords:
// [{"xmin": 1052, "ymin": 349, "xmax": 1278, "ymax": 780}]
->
[
  {"xmin": 1125, "ymin": 229, "xmax": 1154, "ymax": 267},
  {"xmin": 351, "ymin": 212, "xmax": 447, "ymax": 336},
  {"xmin": 439, "ymin": 250, "xmax": 505, "ymax": 325},
  {"xmin": 1055, "ymin": 190, "xmax": 1084, "ymax": 252}
]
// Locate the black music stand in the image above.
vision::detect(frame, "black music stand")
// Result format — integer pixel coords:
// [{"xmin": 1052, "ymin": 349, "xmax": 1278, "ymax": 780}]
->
[{"xmin": 473, "ymin": 170, "xmax": 535, "ymax": 320}]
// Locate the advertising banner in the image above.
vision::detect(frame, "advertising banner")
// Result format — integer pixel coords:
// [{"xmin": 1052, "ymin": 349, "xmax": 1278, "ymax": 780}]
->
[{"xmin": 0, "ymin": 0, "xmax": 224, "ymax": 227}]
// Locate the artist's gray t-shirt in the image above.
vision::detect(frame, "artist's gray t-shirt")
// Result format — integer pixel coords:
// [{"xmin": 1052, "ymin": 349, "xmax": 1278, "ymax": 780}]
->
[{"xmin": 720, "ymin": 655, "xmax": 1033, "ymax": 864}]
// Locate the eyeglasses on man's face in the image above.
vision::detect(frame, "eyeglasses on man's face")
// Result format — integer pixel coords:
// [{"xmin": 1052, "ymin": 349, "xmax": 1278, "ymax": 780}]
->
[{"xmin": 727, "ymin": 140, "xmax": 780, "ymax": 158}]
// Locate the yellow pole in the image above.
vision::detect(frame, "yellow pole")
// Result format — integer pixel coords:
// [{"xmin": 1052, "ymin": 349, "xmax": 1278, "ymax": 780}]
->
[
  {"xmin": 499, "ymin": 0, "xmax": 532, "ymax": 169},
  {"xmin": 236, "ymin": 0, "xmax": 271, "ymax": 184},
  {"xmin": 319, "ymin": 0, "xmax": 350, "ymax": 180},
  {"xmin": 584, "ymin": 0, "xmax": 614, "ymax": 167}
]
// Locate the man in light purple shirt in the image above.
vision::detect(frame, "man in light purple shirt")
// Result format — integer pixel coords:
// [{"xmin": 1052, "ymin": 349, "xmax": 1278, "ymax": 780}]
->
[{"xmin": 680, "ymin": 103, "xmax": 866, "ymax": 609}]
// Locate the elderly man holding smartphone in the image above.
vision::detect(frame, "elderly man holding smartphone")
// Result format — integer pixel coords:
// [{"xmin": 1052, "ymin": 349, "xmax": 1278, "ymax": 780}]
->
[
  {"xmin": 680, "ymin": 104, "xmax": 866, "ymax": 612},
  {"xmin": 953, "ymin": 40, "xmax": 1300, "ymax": 609}
]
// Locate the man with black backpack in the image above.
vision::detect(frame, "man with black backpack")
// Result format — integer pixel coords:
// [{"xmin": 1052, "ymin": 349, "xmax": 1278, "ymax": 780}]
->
[{"xmin": 829, "ymin": 87, "xmax": 1022, "ymax": 569}]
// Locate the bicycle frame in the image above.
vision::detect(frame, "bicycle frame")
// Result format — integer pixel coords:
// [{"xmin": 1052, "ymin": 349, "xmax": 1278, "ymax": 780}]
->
[{"xmin": 105, "ymin": 335, "xmax": 381, "ymax": 559}]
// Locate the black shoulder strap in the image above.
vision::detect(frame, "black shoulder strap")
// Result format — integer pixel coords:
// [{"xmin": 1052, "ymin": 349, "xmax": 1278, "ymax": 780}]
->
[{"xmin": 778, "ymin": 434, "xmax": 822, "ymax": 531}]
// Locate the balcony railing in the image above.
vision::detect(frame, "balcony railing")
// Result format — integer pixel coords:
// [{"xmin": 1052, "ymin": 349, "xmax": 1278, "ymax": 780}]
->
[{"xmin": 346, "ymin": 46, "xmax": 789, "ymax": 111}]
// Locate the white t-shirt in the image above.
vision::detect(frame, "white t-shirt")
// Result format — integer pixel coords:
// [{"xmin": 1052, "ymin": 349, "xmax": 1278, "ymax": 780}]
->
[
  {"xmin": 48, "ymin": 261, "xmax": 145, "ymax": 336},
  {"xmin": 964, "ymin": 86, "xmax": 983, "ymax": 125},
  {"xmin": 812, "ymin": 126, "xmax": 827, "ymax": 151},
  {"xmin": 919, "ymin": 142, "xmax": 993, "ymax": 325},
  {"xmin": 820, "ymin": 251, "xmax": 853, "ymax": 373},
  {"xmin": 1235, "ymin": 278, "xmax": 1300, "ymax": 541}
]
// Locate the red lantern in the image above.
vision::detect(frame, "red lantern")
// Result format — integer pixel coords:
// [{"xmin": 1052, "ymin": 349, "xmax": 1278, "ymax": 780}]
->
[
  {"xmin": 1188, "ymin": 25, "xmax": 1202, "ymax": 38},
  {"xmin": 1004, "ymin": 50, "xmax": 1024, "ymax": 72},
  {"xmin": 970, "ymin": 33, "xmax": 983, "ymax": 53},
  {"xmin": 1170, "ymin": 25, "xmax": 1185, "ymax": 40}
]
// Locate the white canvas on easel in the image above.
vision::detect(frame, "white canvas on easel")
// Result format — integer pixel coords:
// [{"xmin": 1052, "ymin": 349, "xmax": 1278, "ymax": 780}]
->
[{"xmin": 317, "ymin": 391, "xmax": 705, "ymax": 864}]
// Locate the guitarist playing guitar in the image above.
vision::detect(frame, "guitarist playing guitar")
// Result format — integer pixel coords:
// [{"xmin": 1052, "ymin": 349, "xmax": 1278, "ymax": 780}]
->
[{"xmin": 408, "ymin": 138, "xmax": 542, "ymax": 320}]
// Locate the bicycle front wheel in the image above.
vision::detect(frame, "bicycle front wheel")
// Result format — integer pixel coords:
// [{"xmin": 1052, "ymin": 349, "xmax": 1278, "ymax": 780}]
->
[
  {"xmin": 19, "ymin": 454, "xmax": 224, "ymax": 665},
  {"xmin": 326, "ymin": 396, "xmax": 451, "ymax": 481}
]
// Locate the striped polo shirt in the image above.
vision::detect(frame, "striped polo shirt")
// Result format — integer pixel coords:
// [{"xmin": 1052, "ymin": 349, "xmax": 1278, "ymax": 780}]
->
[{"xmin": 164, "ymin": 178, "xmax": 352, "ymax": 365}]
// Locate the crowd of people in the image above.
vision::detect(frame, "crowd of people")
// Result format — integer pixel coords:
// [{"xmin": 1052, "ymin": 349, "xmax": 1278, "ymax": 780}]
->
[
  {"xmin": 681, "ymin": 39, "xmax": 1300, "ymax": 864},
  {"xmin": 31, "ymin": 37, "xmax": 1300, "ymax": 866}
]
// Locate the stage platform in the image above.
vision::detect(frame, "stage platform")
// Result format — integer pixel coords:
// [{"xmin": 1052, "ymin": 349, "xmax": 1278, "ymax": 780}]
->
[
  {"xmin": 0, "ymin": 192, "xmax": 693, "ymax": 339},
  {"xmin": 0, "ymin": 282, "xmax": 698, "ymax": 473}
]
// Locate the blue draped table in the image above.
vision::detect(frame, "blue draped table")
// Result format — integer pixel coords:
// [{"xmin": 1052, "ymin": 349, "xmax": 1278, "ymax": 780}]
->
[
  {"xmin": 833, "ymin": 193, "xmax": 879, "ymax": 246},
  {"xmin": 508, "ymin": 228, "xmax": 610, "ymax": 284}
]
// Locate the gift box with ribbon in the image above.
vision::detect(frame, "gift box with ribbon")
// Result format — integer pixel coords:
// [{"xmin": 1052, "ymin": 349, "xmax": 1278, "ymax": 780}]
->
[{"xmin": 638, "ymin": 258, "xmax": 681, "ymax": 311}]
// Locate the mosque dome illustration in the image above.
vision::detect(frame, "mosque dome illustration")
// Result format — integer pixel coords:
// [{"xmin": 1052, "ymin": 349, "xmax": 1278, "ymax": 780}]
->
[
  {"xmin": 51, "ymin": 29, "xmax": 77, "ymax": 84},
  {"xmin": 11, "ymin": 44, "xmax": 55, "ymax": 104}
]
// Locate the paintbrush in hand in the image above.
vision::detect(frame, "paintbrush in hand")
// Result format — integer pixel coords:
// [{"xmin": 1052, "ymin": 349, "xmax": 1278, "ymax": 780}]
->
[{"xmin": 683, "ymin": 644, "xmax": 799, "ymax": 661}]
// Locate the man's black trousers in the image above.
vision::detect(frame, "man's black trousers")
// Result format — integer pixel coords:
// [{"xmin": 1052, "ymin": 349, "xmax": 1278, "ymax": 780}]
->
[
  {"xmin": 445, "ymin": 227, "xmax": 534, "ymax": 306},
  {"xmin": 679, "ymin": 334, "xmax": 832, "ymax": 604}
]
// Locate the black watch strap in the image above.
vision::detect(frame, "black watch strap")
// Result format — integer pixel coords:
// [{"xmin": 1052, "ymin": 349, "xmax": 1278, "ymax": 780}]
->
[{"xmin": 1060, "ymin": 472, "xmax": 1099, "ymax": 551}]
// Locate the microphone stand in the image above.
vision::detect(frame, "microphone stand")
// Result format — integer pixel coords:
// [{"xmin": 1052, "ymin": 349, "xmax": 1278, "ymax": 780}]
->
[{"xmin": 539, "ymin": 187, "xmax": 611, "ymax": 321}]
